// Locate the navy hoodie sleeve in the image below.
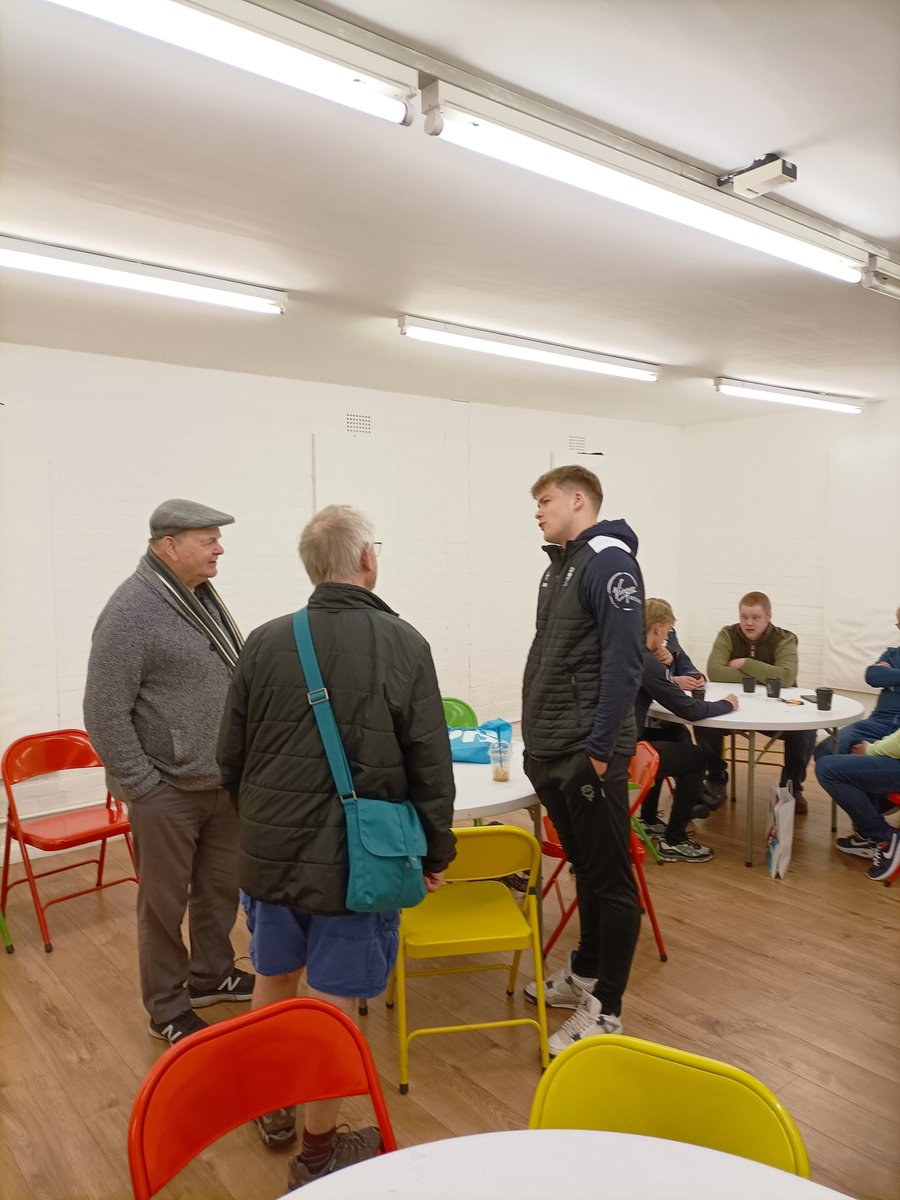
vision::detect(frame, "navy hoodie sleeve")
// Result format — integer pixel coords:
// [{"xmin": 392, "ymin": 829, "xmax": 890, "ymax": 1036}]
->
[
  {"xmin": 667, "ymin": 628, "xmax": 702, "ymax": 678},
  {"xmin": 578, "ymin": 547, "xmax": 644, "ymax": 761},
  {"xmin": 642, "ymin": 654, "xmax": 734, "ymax": 722}
]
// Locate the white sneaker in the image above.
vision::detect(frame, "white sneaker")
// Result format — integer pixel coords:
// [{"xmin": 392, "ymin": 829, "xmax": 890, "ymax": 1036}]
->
[
  {"xmin": 524, "ymin": 952, "xmax": 598, "ymax": 1009},
  {"xmin": 548, "ymin": 992, "xmax": 623, "ymax": 1057}
]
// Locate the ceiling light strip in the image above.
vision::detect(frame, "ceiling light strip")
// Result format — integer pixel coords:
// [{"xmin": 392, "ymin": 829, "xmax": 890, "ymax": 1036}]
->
[
  {"xmin": 0, "ymin": 235, "xmax": 287, "ymax": 313},
  {"xmin": 428, "ymin": 104, "xmax": 862, "ymax": 284},
  {"xmin": 43, "ymin": 0, "xmax": 413, "ymax": 124},
  {"xmin": 400, "ymin": 316, "xmax": 659, "ymax": 382},
  {"xmin": 714, "ymin": 377, "xmax": 862, "ymax": 415}
]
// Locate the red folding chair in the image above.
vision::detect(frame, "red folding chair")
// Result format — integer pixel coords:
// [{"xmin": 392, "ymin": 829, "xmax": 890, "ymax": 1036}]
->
[
  {"xmin": 1, "ymin": 729, "xmax": 137, "ymax": 951},
  {"xmin": 128, "ymin": 997, "xmax": 397, "ymax": 1200},
  {"xmin": 540, "ymin": 741, "xmax": 667, "ymax": 961}
]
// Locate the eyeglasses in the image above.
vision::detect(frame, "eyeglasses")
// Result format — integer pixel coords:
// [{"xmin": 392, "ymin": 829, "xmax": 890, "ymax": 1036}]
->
[{"xmin": 373, "ymin": 542, "xmax": 382, "ymax": 557}]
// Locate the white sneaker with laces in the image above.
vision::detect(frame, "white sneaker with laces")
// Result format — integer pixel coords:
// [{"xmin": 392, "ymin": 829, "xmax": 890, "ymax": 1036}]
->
[
  {"xmin": 524, "ymin": 951, "xmax": 598, "ymax": 1009},
  {"xmin": 548, "ymin": 992, "xmax": 623, "ymax": 1057}
]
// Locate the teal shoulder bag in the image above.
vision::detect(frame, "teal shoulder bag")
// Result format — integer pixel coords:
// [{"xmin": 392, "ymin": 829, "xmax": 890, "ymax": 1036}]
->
[{"xmin": 292, "ymin": 608, "xmax": 427, "ymax": 913}]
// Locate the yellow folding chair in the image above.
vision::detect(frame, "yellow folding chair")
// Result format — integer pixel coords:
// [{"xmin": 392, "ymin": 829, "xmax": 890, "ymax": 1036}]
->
[
  {"xmin": 387, "ymin": 824, "xmax": 549, "ymax": 1092},
  {"xmin": 529, "ymin": 1034, "xmax": 809, "ymax": 1177}
]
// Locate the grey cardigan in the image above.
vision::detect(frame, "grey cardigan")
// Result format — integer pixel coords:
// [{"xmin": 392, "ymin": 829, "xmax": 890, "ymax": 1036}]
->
[{"xmin": 83, "ymin": 558, "xmax": 235, "ymax": 801}]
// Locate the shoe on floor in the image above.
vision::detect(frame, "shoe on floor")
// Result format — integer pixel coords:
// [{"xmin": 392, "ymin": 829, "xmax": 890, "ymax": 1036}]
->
[
  {"xmin": 524, "ymin": 951, "xmax": 597, "ymax": 1009},
  {"xmin": 690, "ymin": 802, "xmax": 711, "ymax": 821},
  {"xmin": 642, "ymin": 820, "xmax": 667, "ymax": 837},
  {"xmin": 287, "ymin": 1127, "xmax": 382, "ymax": 1189},
  {"xmin": 835, "ymin": 833, "xmax": 878, "ymax": 859},
  {"xmin": 188, "ymin": 968, "xmax": 255, "ymax": 1007},
  {"xmin": 255, "ymin": 1107, "xmax": 297, "ymax": 1148},
  {"xmin": 793, "ymin": 790, "xmax": 809, "ymax": 815},
  {"xmin": 548, "ymin": 992, "xmax": 623, "ymax": 1058},
  {"xmin": 703, "ymin": 779, "xmax": 727, "ymax": 807},
  {"xmin": 867, "ymin": 832, "xmax": 900, "ymax": 883},
  {"xmin": 659, "ymin": 837, "xmax": 714, "ymax": 862},
  {"xmin": 148, "ymin": 1009, "xmax": 208, "ymax": 1045}
]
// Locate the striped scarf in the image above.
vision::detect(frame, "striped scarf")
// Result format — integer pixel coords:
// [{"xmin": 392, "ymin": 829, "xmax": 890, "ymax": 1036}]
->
[{"xmin": 142, "ymin": 550, "xmax": 244, "ymax": 672}]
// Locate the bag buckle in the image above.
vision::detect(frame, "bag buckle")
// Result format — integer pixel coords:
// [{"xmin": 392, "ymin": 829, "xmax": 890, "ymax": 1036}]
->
[{"xmin": 307, "ymin": 687, "xmax": 330, "ymax": 706}]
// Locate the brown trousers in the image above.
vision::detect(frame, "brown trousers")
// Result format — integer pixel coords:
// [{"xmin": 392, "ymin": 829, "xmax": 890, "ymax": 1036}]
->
[{"xmin": 126, "ymin": 782, "xmax": 240, "ymax": 1022}]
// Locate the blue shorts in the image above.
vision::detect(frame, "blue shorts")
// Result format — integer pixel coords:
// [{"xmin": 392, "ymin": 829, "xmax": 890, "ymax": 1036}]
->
[{"xmin": 241, "ymin": 893, "xmax": 400, "ymax": 999}]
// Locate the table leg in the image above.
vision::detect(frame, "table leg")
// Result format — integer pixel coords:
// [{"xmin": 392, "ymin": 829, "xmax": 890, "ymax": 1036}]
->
[
  {"xmin": 830, "ymin": 727, "xmax": 838, "ymax": 832},
  {"xmin": 730, "ymin": 733, "xmax": 737, "ymax": 803},
  {"xmin": 745, "ymin": 730, "xmax": 756, "ymax": 867}
]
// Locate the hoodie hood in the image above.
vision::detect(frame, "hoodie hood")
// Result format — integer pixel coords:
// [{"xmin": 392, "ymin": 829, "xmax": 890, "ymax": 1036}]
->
[{"xmin": 576, "ymin": 518, "xmax": 639, "ymax": 556}]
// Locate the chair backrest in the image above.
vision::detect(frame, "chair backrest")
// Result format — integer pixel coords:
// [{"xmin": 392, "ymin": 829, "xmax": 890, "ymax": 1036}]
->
[
  {"xmin": 445, "ymin": 824, "xmax": 541, "ymax": 886},
  {"xmin": 529, "ymin": 1034, "xmax": 809, "ymax": 1177},
  {"xmin": 442, "ymin": 697, "xmax": 479, "ymax": 727},
  {"xmin": 2, "ymin": 729, "xmax": 102, "ymax": 787},
  {"xmin": 627, "ymin": 740, "xmax": 660, "ymax": 814},
  {"xmin": 128, "ymin": 998, "xmax": 397, "ymax": 1199}
]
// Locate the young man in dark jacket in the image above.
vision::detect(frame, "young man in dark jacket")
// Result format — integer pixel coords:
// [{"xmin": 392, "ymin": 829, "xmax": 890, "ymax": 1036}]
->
[
  {"xmin": 218, "ymin": 504, "xmax": 455, "ymax": 1189},
  {"xmin": 636, "ymin": 598, "xmax": 738, "ymax": 861},
  {"xmin": 814, "ymin": 606, "xmax": 900, "ymax": 760},
  {"xmin": 521, "ymin": 465, "xmax": 644, "ymax": 1057}
]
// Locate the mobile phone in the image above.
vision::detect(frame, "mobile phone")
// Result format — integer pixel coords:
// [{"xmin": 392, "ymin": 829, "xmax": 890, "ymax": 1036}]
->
[{"xmin": 800, "ymin": 694, "xmax": 817, "ymax": 703}]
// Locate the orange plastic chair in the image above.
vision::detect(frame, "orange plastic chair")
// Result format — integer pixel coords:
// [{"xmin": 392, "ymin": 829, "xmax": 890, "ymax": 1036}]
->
[
  {"xmin": 540, "ymin": 742, "xmax": 667, "ymax": 961},
  {"xmin": 128, "ymin": 997, "xmax": 397, "ymax": 1200},
  {"xmin": 1, "ymin": 729, "xmax": 137, "ymax": 951}
]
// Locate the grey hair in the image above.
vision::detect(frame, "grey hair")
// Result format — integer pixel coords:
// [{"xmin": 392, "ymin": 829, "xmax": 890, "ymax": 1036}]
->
[{"xmin": 299, "ymin": 504, "xmax": 375, "ymax": 585}]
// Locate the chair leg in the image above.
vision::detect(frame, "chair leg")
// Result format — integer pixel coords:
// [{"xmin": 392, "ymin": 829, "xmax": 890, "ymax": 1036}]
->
[
  {"xmin": 16, "ymin": 839, "xmax": 54, "ymax": 952},
  {"xmin": 0, "ymin": 907, "xmax": 13, "ymax": 953},
  {"xmin": 385, "ymin": 968, "xmax": 396, "ymax": 1009},
  {"xmin": 633, "ymin": 859, "xmax": 667, "ymax": 963},
  {"xmin": 632, "ymin": 816, "xmax": 662, "ymax": 864},
  {"xmin": 507, "ymin": 949, "xmax": 523, "ymax": 996},
  {"xmin": 1, "ymin": 825, "xmax": 12, "ymax": 912},
  {"xmin": 395, "ymin": 949, "xmax": 410, "ymax": 1094},
  {"xmin": 95, "ymin": 836, "xmax": 108, "ymax": 887},
  {"xmin": 529, "ymin": 912, "xmax": 550, "ymax": 1069},
  {"xmin": 358, "ymin": 998, "xmax": 368, "ymax": 1016}
]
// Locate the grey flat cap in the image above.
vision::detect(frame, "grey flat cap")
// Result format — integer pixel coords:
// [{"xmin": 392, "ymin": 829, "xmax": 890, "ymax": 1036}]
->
[{"xmin": 149, "ymin": 498, "xmax": 235, "ymax": 538}]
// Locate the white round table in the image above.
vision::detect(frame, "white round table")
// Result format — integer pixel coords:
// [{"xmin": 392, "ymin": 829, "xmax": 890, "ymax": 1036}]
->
[
  {"xmin": 286, "ymin": 1129, "xmax": 851, "ymax": 1199},
  {"xmin": 452, "ymin": 740, "xmax": 538, "ymax": 828},
  {"xmin": 649, "ymin": 683, "xmax": 864, "ymax": 865}
]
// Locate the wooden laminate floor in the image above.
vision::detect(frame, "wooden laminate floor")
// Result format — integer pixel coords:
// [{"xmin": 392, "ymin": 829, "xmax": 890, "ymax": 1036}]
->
[{"xmin": 1, "ymin": 767, "xmax": 898, "ymax": 1200}]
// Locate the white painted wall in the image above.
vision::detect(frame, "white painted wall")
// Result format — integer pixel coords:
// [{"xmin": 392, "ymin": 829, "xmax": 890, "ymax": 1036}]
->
[
  {"xmin": 675, "ymin": 399, "xmax": 900, "ymax": 690},
  {"xmin": 0, "ymin": 342, "xmax": 680, "ymax": 819}
]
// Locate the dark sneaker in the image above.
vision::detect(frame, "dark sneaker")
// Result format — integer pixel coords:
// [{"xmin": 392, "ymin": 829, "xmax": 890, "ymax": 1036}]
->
[
  {"xmin": 547, "ymin": 992, "xmax": 623, "ymax": 1058},
  {"xmin": 500, "ymin": 871, "xmax": 529, "ymax": 893},
  {"xmin": 690, "ymin": 803, "xmax": 712, "ymax": 821},
  {"xmin": 659, "ymin": 837, "xmax": 714, "ymax": 863},
  {"xmin": 793, "ymin": 790, "xmax": 809, "ymax": 815},
  {"xmin": 287, "ymin": 1126, "xmax": 383, "ymax": 1189},
  {"xmin": 148, "ymin": 1010, "xmax": 207, "ymax": 1045},
  {"xmin": 867, "ymin": 832, "xmax": 900, "ymax": 883},
  {"xmin": 836, "ymin": 833, "xmax": 878, "ymax": 859},
  {"xmin": 524, "ymin": 951, "xmax": 597, "ymax": 1009},
  {"xmin": 188, "ymin": 968, "xmax": 255, "ymax": 1007},
  {"xmin": 643, "ymin": 820, "xmax": 667, "ymax": 837},
  {"xmin": 704, "ymin": 779, "xmax": 727, "ymax": 807},
  {"xmin": 254, "ymin": 1107, "xmax": 297, "ymax": 1148}
]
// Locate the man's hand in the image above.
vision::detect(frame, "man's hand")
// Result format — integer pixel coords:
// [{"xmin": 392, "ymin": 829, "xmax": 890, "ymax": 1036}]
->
[
  {"xmin": 424, "ymin": 871, "xmax": 445, "ymax": 892},
  {"xmin": 723, "ymin": 694, "xmax": 739, "ymax": 710},
  {"xmin": 728, "ymin": 657, "xmax": 747, "ymax": 669},
  {"xmin": 850, "ymin": 742, "xmax": 870, "ymax": 755},
  {"xmin": 653, "ymin": 646, "xmax": 674, "ymax": 666},
  {"xmin": 589, "ymin": 757, "xmax": 608, "ymax": 778},
  {"xmin": 875, "ymin": 660, "xmax": 891, "ymax": 668},
  {"xmin": 674, "ymin": 674, "xmax": 704, "ymax": 690}
]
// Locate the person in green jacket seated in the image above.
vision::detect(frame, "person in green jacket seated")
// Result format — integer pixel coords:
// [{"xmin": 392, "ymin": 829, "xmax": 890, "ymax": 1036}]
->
[{"xmin": 697, "ymin": 590, "xmax": 816, "ymax": 811}]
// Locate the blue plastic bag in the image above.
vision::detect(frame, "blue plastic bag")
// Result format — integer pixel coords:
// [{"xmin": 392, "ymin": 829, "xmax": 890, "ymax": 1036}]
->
[{"xmin": 448, "ymin": 718, "xmax": 513, "ymax": 764}]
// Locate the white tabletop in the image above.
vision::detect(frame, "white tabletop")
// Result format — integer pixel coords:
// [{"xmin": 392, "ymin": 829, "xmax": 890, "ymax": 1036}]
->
[
  {"xmin": 286, "ymin": 1129, "xmax": 850, "ymax": 1199},
  {"xmin": 649, "ymin": 682, "xmax": 864, "ymax": 732},
  {"xmin": 452, "ymin": 740, "xmax": 537, "ymax": 822}
]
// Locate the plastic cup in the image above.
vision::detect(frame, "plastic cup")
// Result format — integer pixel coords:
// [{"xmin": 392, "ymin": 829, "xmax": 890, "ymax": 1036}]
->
[
  {"xmin": 815, "ymin": 687, "xmax": 833, "ymax": 711},
  {"xmin": 488, "ymin": 741, "xmax": 510, "ymax": 782},
  {"xmin": 742, "ymin": 677, "xmax": 756, "ymax": 693},
  {"xmin": 765, "ymin": 677, "xmax": 781, "ymax": 698}
]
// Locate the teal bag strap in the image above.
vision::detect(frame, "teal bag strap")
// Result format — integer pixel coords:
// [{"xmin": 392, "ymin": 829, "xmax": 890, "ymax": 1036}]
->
[{"xmin": 292, "ymin": 608, "xmax": 356, "ymax": 801}]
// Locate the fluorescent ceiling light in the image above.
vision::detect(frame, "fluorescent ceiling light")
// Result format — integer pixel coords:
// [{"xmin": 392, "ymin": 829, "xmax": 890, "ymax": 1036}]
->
[
  {"xmin": 714, "ymin": 377, "xmax": 862, "ymax": 415},
  {"xmin": 428, "ymin": 106, "xmax": 863, "ymax": 285},
  {"xmin": 862, "ymin": 255, "xmax": 900, "ymax": 301},
  {"xmin": 400, "ymin": 316, "xmax": 659, "ymax": 382},
  {"xmin": 43, "ymin": 0, "xmax": 413, "ymax": 124},
  {"xmin": 0, "ymin": 235, "xmax": 287, "ymax": 313}
]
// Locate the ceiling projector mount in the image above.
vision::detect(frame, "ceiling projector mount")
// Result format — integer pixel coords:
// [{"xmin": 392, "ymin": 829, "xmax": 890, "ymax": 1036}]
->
[{"xmin": 718, "ymin": 152, "xmax": 798, "ymax": 198}]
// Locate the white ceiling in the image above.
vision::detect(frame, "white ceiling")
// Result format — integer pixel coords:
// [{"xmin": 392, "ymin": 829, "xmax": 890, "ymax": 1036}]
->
[{"xmin": 1, "ymin": 0, "xmax": 899, "ymax": 425}]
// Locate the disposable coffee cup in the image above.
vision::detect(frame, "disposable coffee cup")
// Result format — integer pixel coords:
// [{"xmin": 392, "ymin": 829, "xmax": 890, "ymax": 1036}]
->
[
  {"xmin": 488, "ymin": 741, "xmax": 510, "ymax": 783},
  {"xmin": 742, "ymin": 677, "xmax": 756, "ymax": 693},
  {"xmin": 765, "ymin": 677, "xmax": 781, "ymax": 698},
  {"xmin": 693, "ymin": 688, "xmax": 706, "ymax": 702},
  {"xmin": 815, "ymin": 687, "xmax": 833, "ymax": 711}
]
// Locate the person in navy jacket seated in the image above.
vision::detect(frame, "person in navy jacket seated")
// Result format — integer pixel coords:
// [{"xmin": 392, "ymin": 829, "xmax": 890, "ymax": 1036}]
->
[{"xmin": 814, "ymin": 606, "xmax": 900, "ymax": 758}]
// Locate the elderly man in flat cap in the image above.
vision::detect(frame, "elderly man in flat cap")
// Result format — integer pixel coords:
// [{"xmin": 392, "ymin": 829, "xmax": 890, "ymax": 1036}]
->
[{"xmin": 84, "ymin": 499, "xmax": 253, "ymax": 1044}]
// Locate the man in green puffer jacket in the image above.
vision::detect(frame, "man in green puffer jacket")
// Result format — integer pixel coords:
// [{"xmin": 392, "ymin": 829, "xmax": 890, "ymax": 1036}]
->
[{"xmin": 217, "ymin": 504, "xmax": 455, "ymax": 1189}]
